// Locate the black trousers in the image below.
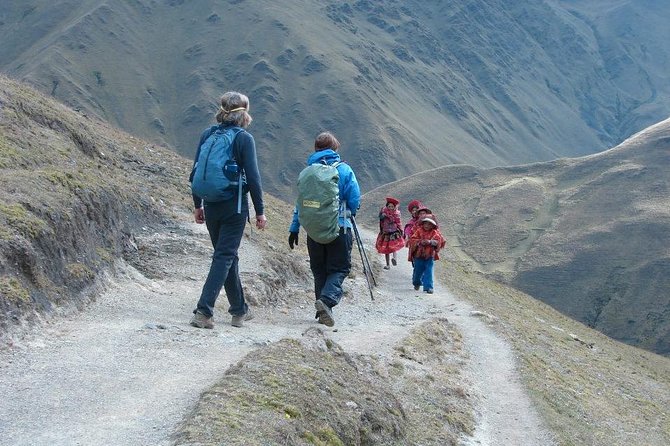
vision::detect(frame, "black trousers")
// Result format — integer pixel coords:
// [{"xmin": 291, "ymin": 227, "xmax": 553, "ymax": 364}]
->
[{"xmin": 306, "ymin": 228, "xmax": 353, "ymax": 308}]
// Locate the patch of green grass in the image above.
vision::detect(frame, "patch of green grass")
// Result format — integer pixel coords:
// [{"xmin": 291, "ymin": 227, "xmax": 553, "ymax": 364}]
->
[
  {"xmin": 0, "ymin": 276, "xmax": 30, "ymax": 303},
  {"xmin": 0, "ymin": 226, "xmax": 12, "ymax": 240},
  {"xmin": 173, "ymin": 336, "xmax": 410, "ymax": 445},
  {"xmin": 66, "ymin": 263, "xmax": 94, "ymax": 281},
  {"xmin": 41, "ymin": 169, "xmax": 88, "ymax": 192},
  {"xmin": 303, "ymin": 427, "xmax": 345, "ymax": 446},
  {"xmin": 0, "ymin": 203, "xmax": 48, "ymax": 238},
  {"xmin": 95, "ymin": 247, "xmax": 114, "ymax": 264}
]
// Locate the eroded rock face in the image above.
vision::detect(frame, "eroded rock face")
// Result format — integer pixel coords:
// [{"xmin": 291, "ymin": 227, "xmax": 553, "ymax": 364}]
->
[{"xmin": 0, "ymin": 75, "xmax": 189, "ymax": 337}]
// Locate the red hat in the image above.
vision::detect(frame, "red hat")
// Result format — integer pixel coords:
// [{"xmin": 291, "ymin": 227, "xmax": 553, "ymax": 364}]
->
[
  {"xmin": 407, "ymin": 199, "xmax": 422, "ymax": 212},
  {"xmin": 416, "ymin": 206, "xmax": 432, "ymax": 215},
  {"xmin": 385, "ymin": 197, "xmax": 400, "ymax": 206}
]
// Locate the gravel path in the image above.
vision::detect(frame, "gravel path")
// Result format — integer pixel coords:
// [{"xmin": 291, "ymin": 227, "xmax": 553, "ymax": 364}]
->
[{"xmin": 0, "ymin": 222, "xmax": 554, "ymax": 445}]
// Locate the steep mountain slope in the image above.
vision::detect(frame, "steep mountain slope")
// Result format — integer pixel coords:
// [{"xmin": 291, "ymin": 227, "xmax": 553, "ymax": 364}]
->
[
  {"xmin": 1, "ymin": 0, "xmax": 669, "ymax": 196},
  {"xmin": 362, "ymin": 117, "xmax": 670, "ymax": 354},
  {"xmin": 0, "ymin": 73, "xmax": 192, "ymax": 335}
]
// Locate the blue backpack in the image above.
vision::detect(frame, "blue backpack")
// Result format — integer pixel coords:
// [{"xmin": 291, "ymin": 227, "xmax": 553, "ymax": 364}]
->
[{"xmin": 191, "ymin": 126, "xmax": 245, "ymax": 209}]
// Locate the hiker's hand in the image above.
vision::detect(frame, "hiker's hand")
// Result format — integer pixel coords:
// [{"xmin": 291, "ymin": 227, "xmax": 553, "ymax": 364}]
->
[
  {"xmin": 194, "ymin": 208, "xmax": 205, "ymax": 224},
  {"xmin": 256, "ymin": 214, "xmax": 267, "ymax": 230},
  {"xmin": 288, "ymin": 232, "xmax": 299, "ymax": 249}
]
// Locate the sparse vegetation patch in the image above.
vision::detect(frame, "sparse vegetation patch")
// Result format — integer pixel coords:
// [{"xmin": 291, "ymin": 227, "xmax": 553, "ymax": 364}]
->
[
  {"xmin": 0, "ymin": 202, "xmax": 48, "ymax": 239},
  {"xmin": 173, "ymin": 320, "xmax": 473, "ymax": 446},
  {"xmin": 0, "ymin": 276, "xmax": 30, "ymax": 303}
]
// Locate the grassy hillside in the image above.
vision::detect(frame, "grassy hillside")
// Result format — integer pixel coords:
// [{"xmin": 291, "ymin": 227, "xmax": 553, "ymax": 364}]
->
[
  {"xmin": 2, "ymin": 0, "xmax": 669, "ymax": 196},
  {"xmin": 361, "ymin": 118, "xmax": 670, "ymax": 355},
  {"xmin": 437, "ymin": 261, "xmax": 669, "ymax": 445}
]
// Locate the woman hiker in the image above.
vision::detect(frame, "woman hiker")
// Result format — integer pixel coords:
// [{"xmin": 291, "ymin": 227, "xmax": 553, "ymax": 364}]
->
[{"xmin": 189, "ymin": 91, "xmax": 267, "ymax": 329}]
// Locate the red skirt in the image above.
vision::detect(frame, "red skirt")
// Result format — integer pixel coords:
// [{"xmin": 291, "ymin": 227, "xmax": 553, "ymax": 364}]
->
[{"xmin": 375, "ymin": 230, "xmax": 405, "ymax": 254}]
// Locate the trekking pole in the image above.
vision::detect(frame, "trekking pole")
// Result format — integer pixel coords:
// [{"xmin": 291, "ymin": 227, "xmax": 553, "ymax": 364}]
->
[
  {"xmin": 350, "ymin": 215, "xmax": 377, "ymax": 300},
  {"xmin": 351, "ymin": 215, "xmax": 377, "ymax": 287},
  {"xmin": 237, "ymin": 178, "xmax": 243, "ymax": 214},
  {"xmin": 355, "ymin": 233, "xmax": 375, "ymax": 301}
]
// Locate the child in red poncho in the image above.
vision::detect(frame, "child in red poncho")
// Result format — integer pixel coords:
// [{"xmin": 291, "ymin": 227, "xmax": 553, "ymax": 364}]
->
[
  {"xmin": 403, "ymin": 199, "xmax": 423, "ymax": 242},
  {"xmin": 375, "ymin": 197, "xmax": 405, "ymax": 269},
  {"xmin": 408, "ymin": 214, "xmax": 446, "ymax": 294}
]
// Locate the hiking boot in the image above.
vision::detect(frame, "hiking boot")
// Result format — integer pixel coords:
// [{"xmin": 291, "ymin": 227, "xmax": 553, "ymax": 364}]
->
[
  {"xmin": 315, "ymin": 299, "xmax": 334, "ymax": 327},
  {"xmin": 414, "ymin": 285, "xmax": 420, "ymax": 291},
  {"xmin": 425, "ymin": 289, "xmax": 434, "ymax": 294},
  {"xmin": 190, "ymin": 311, "xmax": 214, "ymax": 329},
  {"xmin": 231, "ymin": 309, "xmax": 254, "ymax": 328}
]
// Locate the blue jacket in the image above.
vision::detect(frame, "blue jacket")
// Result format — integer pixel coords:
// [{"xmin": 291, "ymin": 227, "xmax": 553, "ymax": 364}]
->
[{"xmin": 289, "ymin": 149, "xmax": 360, "ymax": 232}]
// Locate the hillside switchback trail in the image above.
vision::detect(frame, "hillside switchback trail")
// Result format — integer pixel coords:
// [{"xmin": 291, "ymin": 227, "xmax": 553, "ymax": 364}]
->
[{"xmin": 0, "ymin": 221, "xmax": 554, "ymax": 445}]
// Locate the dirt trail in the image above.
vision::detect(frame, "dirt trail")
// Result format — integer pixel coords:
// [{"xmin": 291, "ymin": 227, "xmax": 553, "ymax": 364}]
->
[{"xmin": 0, "ymin": 222, "xmax": 554, "ymax": 445}]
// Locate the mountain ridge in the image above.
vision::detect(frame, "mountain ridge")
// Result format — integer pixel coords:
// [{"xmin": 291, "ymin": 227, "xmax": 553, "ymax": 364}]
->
[{"xmin": 2, "ymin": 0, "xmax": 669, "ymax": 195}]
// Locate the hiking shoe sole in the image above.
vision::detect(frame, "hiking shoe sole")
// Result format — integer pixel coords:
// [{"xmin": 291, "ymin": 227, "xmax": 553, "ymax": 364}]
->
[
  {"xmin": 231, "ymin": 309, "xmax": 254, "ymax": 328},
  {"xmin": 315, "ymin": 300, "xmax": 334, "ymax": 327},
  {"xmin": 190, "ymin": 312, "xmax": 214, "ymax": 329}
]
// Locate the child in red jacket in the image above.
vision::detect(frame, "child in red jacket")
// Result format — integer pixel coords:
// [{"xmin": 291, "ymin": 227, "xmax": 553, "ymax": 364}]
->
[
  {"xmin": 405, "ymin": 204, "xmax": 431, "ymax": 247},
  {"xmin": 408, "ymin": 214, "xmax": 446, "ymax": 294}
]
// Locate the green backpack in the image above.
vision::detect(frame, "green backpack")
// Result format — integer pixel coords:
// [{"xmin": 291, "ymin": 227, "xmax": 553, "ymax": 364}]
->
[{"xmin": 297, "ymin": 162, "xmax": 342, "ymax": 244}]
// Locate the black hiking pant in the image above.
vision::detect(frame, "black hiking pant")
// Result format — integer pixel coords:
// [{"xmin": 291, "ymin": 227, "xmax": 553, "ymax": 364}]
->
[{"xmin": 306, "ymin": 227, "xmax": 353, "ymax": 308}]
